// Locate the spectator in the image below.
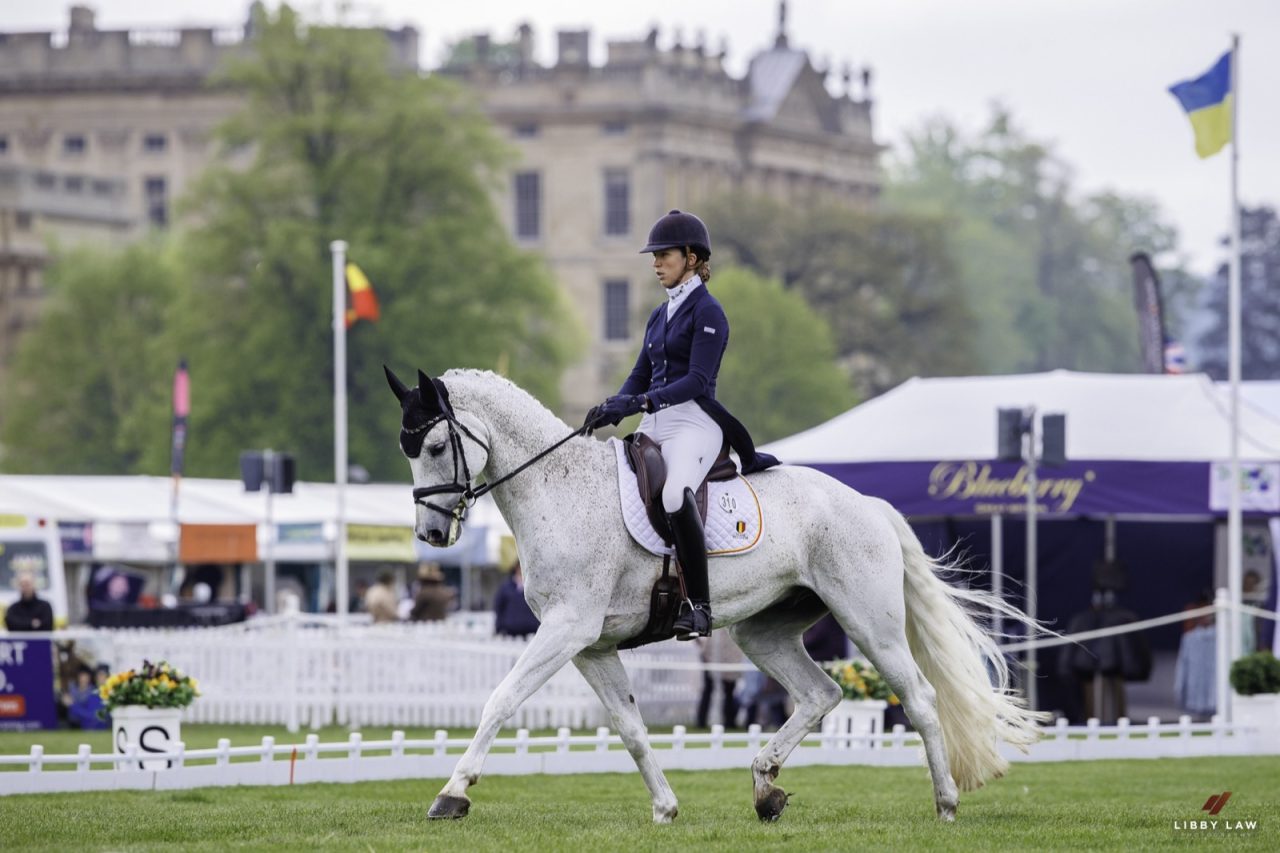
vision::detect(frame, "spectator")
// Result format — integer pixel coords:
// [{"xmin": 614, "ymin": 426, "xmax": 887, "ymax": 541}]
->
[
  {"xmin": 350, "ymin": 579, "xmax": 369, "ymax": 613},
  {"xmin": 5, "ymin": 571, "xmax": 54, "ymax": 631},
  {"xmin": 410, "ymin": 563, "xmax": 455, "ymax": 622},
  {"xmin": 1174, "ymin": 594, "xmax": 1217, "ymax": 718},
  {"xmin": 493, "ymin": 562, "xmax": 539, "ymax": 637},
  {"xmin": 364, "ymin": 571, "xmax": 399, "ymax": 623},
  {"xmin": 803, "ymin": 613, "xmax": 849, "ymax": 664},
  {"xmin": 63, "ymin": 667, "xmax": 108, "ymax": 730},
  {"xmin": 738, "ymin": 669, "xmax": 789, "ymax": 730},
  {"xmin": 696, "ymin": 628, "xmax": 743, "ymax": 729}
]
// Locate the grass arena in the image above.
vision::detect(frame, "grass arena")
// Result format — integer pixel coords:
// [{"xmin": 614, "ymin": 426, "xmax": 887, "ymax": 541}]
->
[{"xmin": 1, "ymin": 725, "xmax": 1277, "ymax": 851}]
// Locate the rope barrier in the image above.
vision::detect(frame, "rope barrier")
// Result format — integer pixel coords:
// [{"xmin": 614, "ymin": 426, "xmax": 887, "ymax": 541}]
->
[{"xmin": 13, "ymin": 602, "xmax": 1277, "ymax": 676}]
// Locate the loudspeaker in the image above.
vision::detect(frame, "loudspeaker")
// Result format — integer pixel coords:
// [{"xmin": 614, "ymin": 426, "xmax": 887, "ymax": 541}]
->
[
  {"xmin": 240, "ymin": 451, "xmax": 264, "ymax": 492},
  {"xmin": 996, "ymin": 408, "xmax": 1025, "ymax": 462},
  {"xmin": 1041, "ymin": 414, "xmax": 1066, "ymax": 466},
  {"xmin": 270, "ymin": 453, "xmax": 296, "ymax": 494}
]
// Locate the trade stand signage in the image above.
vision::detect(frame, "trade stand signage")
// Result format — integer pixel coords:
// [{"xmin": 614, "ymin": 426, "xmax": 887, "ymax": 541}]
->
[
  {"xmin": 58, "ymin": 522, "xmax": 94, "ymax": 558},
  {"xmin": 0, "ymin": 639, "xmax": 57, "ymax": 730},
  {"xmin": 814, "ymin": 460, "xmax": 1231, "ymax": 517},
  {"xmin": 347, "ymin": 524, "xmax": 416, "ymax": 562},
  {"xmin": 1209, "ymin": 462, "xmax": 1280, "ymax": 512}
]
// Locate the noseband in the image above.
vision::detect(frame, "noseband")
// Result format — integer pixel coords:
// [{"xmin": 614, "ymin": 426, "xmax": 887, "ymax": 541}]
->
[{"xmin": 409, "ymin": 409, "xmax": 491, "ymax": 528}]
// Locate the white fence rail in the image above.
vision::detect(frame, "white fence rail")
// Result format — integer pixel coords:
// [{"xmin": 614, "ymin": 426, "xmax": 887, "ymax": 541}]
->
[
  {"xmin": 3, "ymin": 715, "xmax": 1276, "ymax": 796},
  {"xmin": 60, "ymin": 616, "xmax": 703, "ymax": 730}
]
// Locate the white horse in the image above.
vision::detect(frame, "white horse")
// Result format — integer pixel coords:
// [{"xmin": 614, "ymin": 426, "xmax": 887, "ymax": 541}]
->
[{"xmin": 385, "ymin": 367, "xmax": 1044, "ymax": 824}]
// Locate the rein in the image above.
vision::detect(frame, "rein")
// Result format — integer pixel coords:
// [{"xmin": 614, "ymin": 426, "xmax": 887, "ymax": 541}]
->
[{"xmin": 410, "ymin": 411, "xmax": 587, "ymax": 521}]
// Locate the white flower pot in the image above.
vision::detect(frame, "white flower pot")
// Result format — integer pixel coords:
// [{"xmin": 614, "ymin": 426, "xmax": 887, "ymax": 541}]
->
[
  {"xmin": 1233, "ymin": 692, "xmax": 1280, "ymax": 751},
  {"xmin": 821, "ymin": 698, "xmax": 888, "ymax": 749},
  {"xmin": 112, "ymin": 706, "xmax": 183, "ymax": 770}
]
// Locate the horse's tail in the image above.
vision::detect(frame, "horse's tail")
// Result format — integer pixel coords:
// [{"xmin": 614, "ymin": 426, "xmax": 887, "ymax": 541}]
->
[{"xmin": 877, "ymin": 499, "xmax": 1048, "ymax": 792}]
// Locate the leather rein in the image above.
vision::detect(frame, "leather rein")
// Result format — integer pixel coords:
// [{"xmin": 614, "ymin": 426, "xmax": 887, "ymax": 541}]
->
[{"xmin": 409, "ymin": 408, "xmax": 586, "ymax": 526}]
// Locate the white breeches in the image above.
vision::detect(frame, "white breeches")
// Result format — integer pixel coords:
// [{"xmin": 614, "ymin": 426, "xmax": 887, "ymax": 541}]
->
[{"xmin": 637, "ymin": 401, "xmax": 724, "ymax": 513}]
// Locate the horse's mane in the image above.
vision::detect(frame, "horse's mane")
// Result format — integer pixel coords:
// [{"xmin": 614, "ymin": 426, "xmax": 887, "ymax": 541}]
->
[{"xmin": 440, "ymin": 368, "xmax": 571, "ymax": 435}]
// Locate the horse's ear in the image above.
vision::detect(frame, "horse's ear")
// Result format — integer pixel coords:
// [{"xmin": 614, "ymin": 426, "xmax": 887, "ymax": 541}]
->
[
  {"xmin": 418, "ymin": 368, "xmax": 452, "ymax": 415},
  {"xmin": 384, "ymin": 365, "xmax": 410, "ymax": 402}
]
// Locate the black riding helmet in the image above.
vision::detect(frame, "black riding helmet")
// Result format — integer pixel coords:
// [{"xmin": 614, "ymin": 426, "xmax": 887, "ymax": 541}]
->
[{"xmin": 639, "ymin": 209, "xmax": 711, "ymax": 261}]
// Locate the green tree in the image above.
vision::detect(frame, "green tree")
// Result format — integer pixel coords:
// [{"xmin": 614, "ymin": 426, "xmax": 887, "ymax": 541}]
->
[
  {"xmin": 1198, "ymin": 206, "xmax": 1280, "ymax": 379},
  {"xmin": 175, "ymin": 5, "xmax": 580, "ymax": 481},
  {"xmin": 1, "ymin": 5, "xmax": 581, "ymax": 479},
  {"xmin": 886, "ymin": 108, "xmax": 1192, "ymax": 374},
  {"xmin": 712, "ymin": 268, "xmax": 855, "ymax": 443},
  {"xmin": 704, "ymin": 194, "xmax": 977, "ymax": 395},
  {"xmin": 1, "ymin": 242, "xmax": 182, "ymax": 473}
]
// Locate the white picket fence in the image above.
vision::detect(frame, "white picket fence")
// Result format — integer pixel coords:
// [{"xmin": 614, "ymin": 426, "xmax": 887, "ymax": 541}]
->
[
  {"xmin": 2, "ymin": 715, "xmax": 1276, "ymax": 796},
  {"xmin": 83, "ymin": 615, "xmax": 703, "ymax": 730}
]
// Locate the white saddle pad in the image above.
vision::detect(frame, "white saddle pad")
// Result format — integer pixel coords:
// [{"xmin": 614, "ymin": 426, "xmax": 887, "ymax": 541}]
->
[{"xmin": 610, "ymin": 437, "xmax": 763, "ymax": 558}]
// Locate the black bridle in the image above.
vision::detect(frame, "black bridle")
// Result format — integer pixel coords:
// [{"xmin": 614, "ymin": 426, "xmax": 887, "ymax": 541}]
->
[{"xmin": 409, "ymin": 400, "xmax": 585, "ymax": 529}]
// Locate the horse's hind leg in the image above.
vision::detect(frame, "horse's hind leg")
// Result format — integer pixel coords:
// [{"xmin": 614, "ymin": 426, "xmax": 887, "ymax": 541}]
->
[
  {"xmin": 824, "ymin": 590, "xmax": 960, "ymax": 821},
  {"xmin": 729, "ymin": 599, "xmax": 842, "ymax": 822},
  {"xmin": 573, "ymin": 648, "xmax": 680, "ymax": 824},
  {"xmin": 428, "ymin": 615, "xmax": 600, "ymax": 819}
]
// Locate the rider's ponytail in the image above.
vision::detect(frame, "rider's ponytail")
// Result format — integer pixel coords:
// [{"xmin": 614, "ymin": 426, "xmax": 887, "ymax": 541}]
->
[{"xmin": 684, "ymin": 247, "xmax": 711, "ymax": 283}]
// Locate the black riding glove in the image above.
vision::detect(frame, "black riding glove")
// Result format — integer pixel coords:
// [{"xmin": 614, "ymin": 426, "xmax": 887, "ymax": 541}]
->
[
  {"xmin": 602, "ymin": 394, "xmax": 645, "ymax": 422},
  {"xmin": 583, "ymin": 395, "xmax": 646, "ymax": 435}
]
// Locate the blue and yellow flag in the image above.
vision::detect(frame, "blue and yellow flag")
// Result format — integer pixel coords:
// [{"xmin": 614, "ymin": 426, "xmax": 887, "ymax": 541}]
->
[{"xmin": 1168, "ymin": 51, "xmax": 1233, "ymax": 159}]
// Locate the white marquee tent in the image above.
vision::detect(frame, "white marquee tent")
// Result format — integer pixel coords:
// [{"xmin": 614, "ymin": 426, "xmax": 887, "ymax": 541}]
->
[{"xmin": 765, "ymin": 370, "xmax": 1280, "ymax": 464}]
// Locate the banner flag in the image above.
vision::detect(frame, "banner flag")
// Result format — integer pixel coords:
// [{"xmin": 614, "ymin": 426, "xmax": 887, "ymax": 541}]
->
[
  {"xmin": 345, "ymin": 262, "xmax": 380, "ymax": 328},
  {"xmin": 1129, "ymin": 253, "xmax": 1168, "ymax": 374},
  {"xmin": 170, "ymin": 359, "xmax": 189, "ymax": 477}
]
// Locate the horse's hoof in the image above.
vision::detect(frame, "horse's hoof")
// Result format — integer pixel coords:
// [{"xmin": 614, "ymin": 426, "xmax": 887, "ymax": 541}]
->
[
  {"xmin": 754, "ymin": 786, "xmax": 790, "ymax": 822},
  {"xmin": 427, "ymin": 794, "xmax": 471, "ymax": 820}
]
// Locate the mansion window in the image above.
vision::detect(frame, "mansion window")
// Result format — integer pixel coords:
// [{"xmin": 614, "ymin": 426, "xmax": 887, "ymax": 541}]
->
[
  {"xmin": 603, "ymin": 279, "xmax": 630, "ymax": 341},
  {"xmin": 513, "ymin": 171, "xmax": 541, "ymax": 240},
  {"xmin": 603, "ymin": 169, "xmax": 630, "ymax": 236},
  {"xmin": 144, "ymin": 176, "xmax": 168, "ymax": 227}
]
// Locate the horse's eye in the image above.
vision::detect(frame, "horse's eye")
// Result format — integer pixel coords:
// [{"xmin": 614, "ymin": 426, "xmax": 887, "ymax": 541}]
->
[{"xmin": 427, "ymin": 442, "xmax": 447, "ymax": 458}]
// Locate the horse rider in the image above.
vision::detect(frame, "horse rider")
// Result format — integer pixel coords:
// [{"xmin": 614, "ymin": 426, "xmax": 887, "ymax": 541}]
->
[{"xmin": 585, "ymin": 209, "xmax": 779, "ymax": 640}]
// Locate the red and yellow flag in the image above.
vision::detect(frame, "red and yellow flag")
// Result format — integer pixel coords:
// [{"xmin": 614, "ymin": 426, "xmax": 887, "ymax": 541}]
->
[{"xmin": 345, "ymin": 262, "xmax": 380, "ymax": 328}]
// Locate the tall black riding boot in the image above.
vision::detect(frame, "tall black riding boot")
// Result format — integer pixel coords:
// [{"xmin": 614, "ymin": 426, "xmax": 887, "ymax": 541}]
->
[{"xmin": 668, "ymin": 487, "xmax": 712, "ymax": 640}]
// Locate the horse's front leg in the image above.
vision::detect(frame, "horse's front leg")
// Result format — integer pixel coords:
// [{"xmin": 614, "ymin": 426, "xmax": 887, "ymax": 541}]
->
[
  {"xmin": 573, "ymin": 647, "xmax": 679, "ymax": 824},
  {"xmin": 429, "ymin": 614, "xmax": 601, "ymax": 819}
]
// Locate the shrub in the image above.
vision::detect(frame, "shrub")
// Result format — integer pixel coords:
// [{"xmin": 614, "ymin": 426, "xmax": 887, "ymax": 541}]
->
[{"xmin": 1229, "ymin": 651, "xmax": 1280, "ymax": 696}]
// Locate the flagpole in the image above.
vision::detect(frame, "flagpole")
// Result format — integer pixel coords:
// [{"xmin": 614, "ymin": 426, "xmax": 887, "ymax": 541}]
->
[
  {"xmin": 331, "ymin": 240, "xmax": 350, "ymax": 620},
  {"xmin": 1224, "ymin": 32, "xmax": 1243, "ymax": 722}
]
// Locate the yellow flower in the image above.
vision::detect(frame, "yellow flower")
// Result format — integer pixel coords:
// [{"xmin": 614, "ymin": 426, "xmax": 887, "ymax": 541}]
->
[{"xmin": 889, "ymin": 694, "xmax": 900, "ymax": 706}]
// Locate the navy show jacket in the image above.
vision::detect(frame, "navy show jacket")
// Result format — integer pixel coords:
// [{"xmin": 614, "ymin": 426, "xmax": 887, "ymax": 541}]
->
[{"xmin": 618, "ymin": 283, "xmax": 780, "ymax": 475}]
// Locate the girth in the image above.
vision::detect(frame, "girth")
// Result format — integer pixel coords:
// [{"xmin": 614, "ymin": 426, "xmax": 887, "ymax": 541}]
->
[{"xmin": 622, "ymin": 432, "xmax": 737, "ymax": 545}]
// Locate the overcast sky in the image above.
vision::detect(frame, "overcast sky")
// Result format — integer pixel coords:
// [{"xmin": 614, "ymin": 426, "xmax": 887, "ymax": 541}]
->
[{"xmin": 5, "ymin": 0, "xmax": 1277, "ymax": 276}]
